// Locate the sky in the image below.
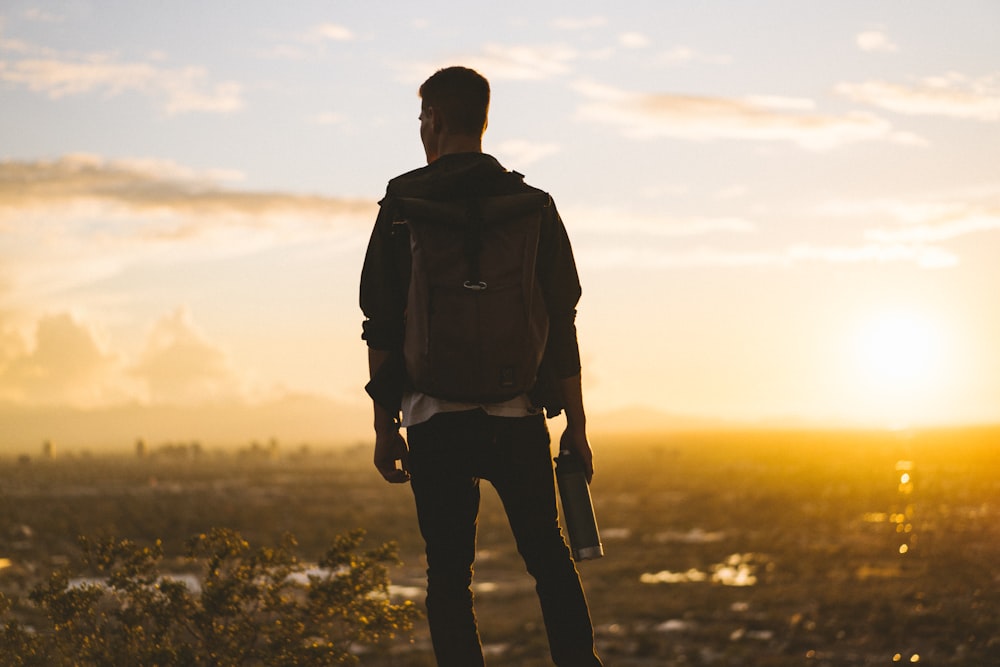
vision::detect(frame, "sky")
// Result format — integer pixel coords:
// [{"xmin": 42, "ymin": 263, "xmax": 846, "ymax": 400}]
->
[{"xmin": 2, "ymin": 1, "xmax": 999, "ymax": 449}]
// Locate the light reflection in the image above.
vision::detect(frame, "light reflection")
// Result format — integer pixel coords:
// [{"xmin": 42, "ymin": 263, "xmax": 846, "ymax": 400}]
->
[
  {"xmin": 641, "ymin": 553, "xmax": 761, "ymax": 587},
  {"xmin": 862, "ymin": 460, "xmax": 920, "ymax": 559},
  {"xmin": 894, "ymin": 461, "xmax": 916, "ymax": 558}
]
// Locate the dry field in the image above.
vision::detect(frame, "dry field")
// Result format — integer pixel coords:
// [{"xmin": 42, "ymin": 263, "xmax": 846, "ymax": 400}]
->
[{"xmin": 2, "ymin": 426, "xmax": 998, "ymax": 665}]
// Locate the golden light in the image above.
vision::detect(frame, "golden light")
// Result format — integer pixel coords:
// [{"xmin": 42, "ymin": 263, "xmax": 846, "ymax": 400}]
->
[
  {"xmin": 843, "ymin": 309, "xmax": 957, "ymax": 426},
  {"xmin": 854, "ymin": 311, "xmax": 943, "ymax": 390}
]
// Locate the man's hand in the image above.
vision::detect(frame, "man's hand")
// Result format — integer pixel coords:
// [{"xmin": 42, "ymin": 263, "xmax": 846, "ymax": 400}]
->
[
  {"xmin": 374, "ymin": 429, "xmax": 410, "ymax": 484},
  {"xmin": 560, "ymin": 425, "xmax": 594, "ymax": 483}
]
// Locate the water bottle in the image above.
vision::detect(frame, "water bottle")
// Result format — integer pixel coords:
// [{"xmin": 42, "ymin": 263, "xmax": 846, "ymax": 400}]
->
[{"xmin": 554, "ymin": 450, "xmax": 604, "ymax": 561}]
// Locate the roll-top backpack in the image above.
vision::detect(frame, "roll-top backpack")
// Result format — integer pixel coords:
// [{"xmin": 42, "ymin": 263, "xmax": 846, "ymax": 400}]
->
[{"xmin": 393, "ymin": 192, "xmax": 551, "ymax": 403}]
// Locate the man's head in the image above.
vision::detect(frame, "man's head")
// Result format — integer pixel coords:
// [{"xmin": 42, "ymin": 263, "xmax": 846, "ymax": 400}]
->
[{"xmin": 418, "ymin": 66, "xmax": 490, "ymax": 163}]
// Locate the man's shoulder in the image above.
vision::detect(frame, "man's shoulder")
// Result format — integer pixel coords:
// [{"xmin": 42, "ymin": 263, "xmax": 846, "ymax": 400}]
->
[{"xmin": 383, "ymin": 153, "xmax": 549, "ymax": 200}]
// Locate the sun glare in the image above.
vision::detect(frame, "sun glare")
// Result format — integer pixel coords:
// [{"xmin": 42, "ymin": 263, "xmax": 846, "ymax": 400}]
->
[{"xmin": 852, "ymin": 311, "xmax": 947, "ymax": 399}]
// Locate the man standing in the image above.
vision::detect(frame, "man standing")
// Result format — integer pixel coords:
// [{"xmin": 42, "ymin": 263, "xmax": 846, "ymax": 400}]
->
[{"xmin": 360, "ymin": 66, "xmax": 602, "ymax": 666}]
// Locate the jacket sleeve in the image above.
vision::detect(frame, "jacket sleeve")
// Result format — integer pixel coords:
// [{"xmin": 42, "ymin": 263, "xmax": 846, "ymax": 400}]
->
[
  {"xmin": 538, "ymin": 200, "xmax": 582, "ymax": 379},
  {"xmin": 360, "ymin": 196, "xmax": 408, "ymax": 414},
  {"xmin": 360, "ymin": 196, "xmax": 406, "ymax": 351}
]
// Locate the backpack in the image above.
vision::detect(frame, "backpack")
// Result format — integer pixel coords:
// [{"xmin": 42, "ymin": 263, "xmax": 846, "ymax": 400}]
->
[{"xmin": 393, "ymin": 192, "xmax": 551, "ymax": 403}]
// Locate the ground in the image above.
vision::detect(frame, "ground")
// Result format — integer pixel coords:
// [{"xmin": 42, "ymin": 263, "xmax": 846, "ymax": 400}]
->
[{"xmin": 1, "ymin": 426, "xmax": 998, "ymax": 665}]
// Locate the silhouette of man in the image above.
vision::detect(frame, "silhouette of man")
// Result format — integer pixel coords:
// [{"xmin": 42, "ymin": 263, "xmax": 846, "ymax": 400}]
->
[{"xmin": 360, "ymin": 66, "xmax": 602, "ymax": 667}]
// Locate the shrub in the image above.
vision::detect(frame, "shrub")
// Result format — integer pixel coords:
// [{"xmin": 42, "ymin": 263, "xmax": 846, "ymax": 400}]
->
[{"xmin": 0, "ymin": 528, "xmax": 419, "ymax": 666}]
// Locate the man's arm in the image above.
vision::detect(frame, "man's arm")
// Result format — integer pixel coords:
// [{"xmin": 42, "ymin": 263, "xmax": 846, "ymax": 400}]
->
[
  {"xmin": 558, "ymin": 372, "xmax": 594, "ymax": 483},
  {"xmin": 369, "ymin": 348, "xmax": 410, "ymax": 484}
]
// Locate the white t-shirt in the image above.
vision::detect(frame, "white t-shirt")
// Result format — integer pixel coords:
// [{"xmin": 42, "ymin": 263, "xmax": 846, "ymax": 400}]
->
[{"xmin": 401, "ymin": 391, "xmax": 538, "ymax": 428}]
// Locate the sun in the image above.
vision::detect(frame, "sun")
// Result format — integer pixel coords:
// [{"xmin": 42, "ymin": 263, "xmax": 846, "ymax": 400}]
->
[{"xmin": 853, "ymin": 310, "xmax": 943, "ymax": 391}]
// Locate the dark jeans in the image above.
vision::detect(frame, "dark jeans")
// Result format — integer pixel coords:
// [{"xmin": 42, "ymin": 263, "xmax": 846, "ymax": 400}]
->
[{"xmin": 407, "ymin": 409, "xmax": 602, "ymax": 667}]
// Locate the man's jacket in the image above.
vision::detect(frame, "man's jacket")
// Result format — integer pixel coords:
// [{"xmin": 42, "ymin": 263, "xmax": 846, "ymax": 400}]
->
[{"xmin": 360, "ymin": 153, "xmax": 582, "ymax": 417}]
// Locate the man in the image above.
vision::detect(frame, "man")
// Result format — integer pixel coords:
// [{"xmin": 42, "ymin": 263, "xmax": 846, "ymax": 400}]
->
[{"xmin": 360, "ymin": 66, "xmax": 602, "ymax": 666}]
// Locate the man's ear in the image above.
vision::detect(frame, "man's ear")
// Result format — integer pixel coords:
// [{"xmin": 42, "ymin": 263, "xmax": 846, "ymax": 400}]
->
[{"xmin": 427, "ymin": 106, "xmax": 443, "ymax": 133}]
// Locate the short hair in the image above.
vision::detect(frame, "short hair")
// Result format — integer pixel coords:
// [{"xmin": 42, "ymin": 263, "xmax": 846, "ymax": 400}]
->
[{"xmin": 419, "ymin": 66, "xmax": 490, "ymax": 137}]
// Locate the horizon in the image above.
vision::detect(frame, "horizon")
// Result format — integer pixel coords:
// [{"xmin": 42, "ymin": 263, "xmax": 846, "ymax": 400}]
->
[
  {"xmin": 2, "ymin": 2, "xmax": 999, "ymax": 443},
  {"xmin": 3, "ymin": 398, "xmax": 997, "ymax": 457}
]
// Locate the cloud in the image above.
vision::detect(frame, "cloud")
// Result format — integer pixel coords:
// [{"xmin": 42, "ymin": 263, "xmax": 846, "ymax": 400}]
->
[
  {"xmin": 0, "ymin": 313, "xmax": 119, "ymax": 406},
  {"xmin": 569, "ymin": 208, "xmax": 756, "ymax": 238},
  {"xmin": 0, "ymin": 155, "xmax": 372, "ymax": 223},
  {"xmin": 865, "ymin": 211, "xmax": 1000, "ymax": 244},
  {"xmin": 0, "ymin": 155, "xmax": 376, "ymax": 301},
  {"xmin": 472, "ymin": 43, "xmax": 579, "ymax": 80},
  {"xmin": 786, "ymin": 243, "xmax": 957, "ymax": 269},
  {"xmin": 259, "ymin": 22, "xmax": 357, "ymax": 60},
  {"xmin": 657, "ymin": 46, "xmax": 732, "ymax": 66},
  {"xmin": 572, "ymin": 80, "xmax": 914, "ymax": 149},
  {"xmin": 576, "ymin": 242, "xmax": 957, "ymax": 271},
  {"xmin": 0, "ymin": 308, "xmax": 250, "ymax": 407},
  {"xmin": 856, "ymin": 30, "xmax": 898, "ymax": 53},
  {"xmin": 552, "ymin": 16, "xmax": 607, "ymax": 31},
  {"xmin": 494, "ymin": 139, "xmax": 561, "ymax": 166},
  {"xmin": 22, "ymin": 8, "xmax": 66, "ymax": 23},
  {"xmin": 619, "ymin": 32, "xmax": 650, "ymax": 49},
  {"xmin": 566, "ymin": 202, "xmax": 964, "ymax": 271},
  {"xmin": 305, "ymin": 23, "xmax": 355, "ymax": 42},
  {"xmin": 132, "ymin": 307, "xmax": 242, "ymax": 404},
  {"xmin": 818, "ymin": 196, "xmax": 1000, "ymax": 243},
  {"xmin": 835, "ymin": 72, "xmax": 1000, "ymax": 121},
  {"xmin": 313, "ymin": 111, "xmax": 347, "ymax": 125},
  {"xmin": 0, "ymin": 53, "xmax": 244, "ymax": 114},
  {"xmin": 398, "ymin": 43, "xmax": 579, "ymax": 82}
]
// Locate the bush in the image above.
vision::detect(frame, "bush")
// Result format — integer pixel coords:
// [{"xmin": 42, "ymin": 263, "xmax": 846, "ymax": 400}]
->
[{"xmin": 0, "ymin": 528, "xmax": 419, "ymax": 666}]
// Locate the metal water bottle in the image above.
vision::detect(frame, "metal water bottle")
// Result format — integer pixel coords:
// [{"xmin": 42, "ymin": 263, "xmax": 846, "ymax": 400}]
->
[{"xmin": 554, "ymin": 449, "xmax": 604, "ymax": 561}]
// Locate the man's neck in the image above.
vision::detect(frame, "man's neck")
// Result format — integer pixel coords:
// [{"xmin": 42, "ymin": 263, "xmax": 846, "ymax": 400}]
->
[{"xmin": 428, "ymin": 135, "xmax": 482, "ymax": 163}]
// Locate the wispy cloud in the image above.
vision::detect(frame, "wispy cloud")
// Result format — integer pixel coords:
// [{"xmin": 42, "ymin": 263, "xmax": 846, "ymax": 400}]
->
[
  {"xmin": 577, "ymin": 242, "xmax": 957, "ymax": 270},
  {"xmin": 864, "ymin": 211, "xmax": 1000, "ymax": 244},
  {"xmin": 0, "ymin": 156, "xmax": 375, "ymax": 301},
  {"xmin": 835, "ymin": 72, "xmax": 1000, "ymax": 121},
  {"xmin": 567, "ymin": 199, "xmax": 968, "ymax": 271},
  {"xmin": 552, "ymin": 16, "xmax": 607, "ymax": 31},
  {"xmin": 259, "ymin": 21, "xmax": 357, "ymax": 60},
  {"xmin": 819, "ymin": 195, "xmax": 1000, "ymax": 244},
  {"xmin": 572, "ymin": 80, "xmax": 918, "ymax": 149},
  {"xmin": 786, "ymin": 243, "xmax": 956, "ymax": 268},
  {"xmin": 0, "ymin": 155, "xmax": 372, "ymax": 222},
  {"xmin": 462, "ymin": 43, "xmax": 579, "ymax": 81},
  {"xmin": 304, "ymin": 23, "xmax": 355, "ymax": 43},
  {"xmin": 494, "ymin": 139, "xmax": 561, "ymax": 166},
  {"xmin": 657, "ymin": 46, "xmax": 732, "ymax": 66},
  {"xmin": 312, "ymin": 111, "xmax": 347, "ymax": 125},
  {"xmin": 569, "ymin": 207, "xmax": 756, "ymax": 238},
  {"xmin": 619, "ymin": 32, "xmax": 650, "ymax": 49},
  {"xmin": 397, "ymin": 43, "xmax": 579, "ymax": 83},
  {"xmin": 856, "ymin": 30, "xmax": 898, "ymax": 53},
  {"xmin": 0, "ymin": 50, "xmax": 244, "ymax": 114}
]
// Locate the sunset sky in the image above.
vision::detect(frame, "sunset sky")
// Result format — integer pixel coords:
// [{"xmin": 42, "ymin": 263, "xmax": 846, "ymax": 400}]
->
[{"xmin": 2, "ymin": 1, "xmax": 999, "ymax": 449}]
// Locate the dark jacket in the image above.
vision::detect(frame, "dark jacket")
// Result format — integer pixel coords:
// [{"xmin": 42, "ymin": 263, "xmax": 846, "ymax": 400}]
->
[{"xmin": 360, "ymin": 153, "xmax": 582, "ymax": 417}]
